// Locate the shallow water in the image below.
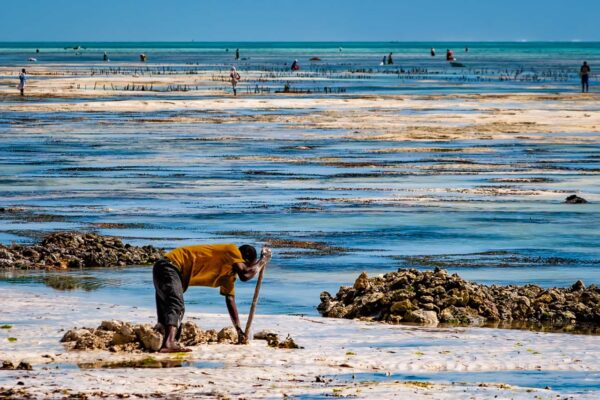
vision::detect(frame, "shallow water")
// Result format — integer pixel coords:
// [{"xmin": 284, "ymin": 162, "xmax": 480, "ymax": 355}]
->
[
  {"xmin": 2, "ymin": 41, "xmax": 599, "ymax": 94},
  {"xmin": 1, "ymin": 43, "xmax": 600, "ymax": 316},
  {"xmin": 49, "ymin": 359, "xmax": 225, "ymax": 370},
  {"xmin": 332, "ymin": 370, "xmax": 600, "ymax": 394}
]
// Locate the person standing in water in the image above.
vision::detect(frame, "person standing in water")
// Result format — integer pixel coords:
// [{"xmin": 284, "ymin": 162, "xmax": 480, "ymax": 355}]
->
[
  {"xmin": 230, "ymin": 66, "xmax": 241, "ymax": 96},
  {"xmin": 18, "ymin": 69, "xmax": 26, "ymax": 96},
  {"xmin": 430, "ymin": 48, "xmax": 436, "ymax": 57},
  {"xmin": 103, "ymin": 52, "xmax": 109, "ymax": 62},
  {"xmin": 387, "ymin": 52, "xmax": 393, "ymax": 65},
  {"xmin": 235, "ymin": 48, "xmax": 240, "ymax": 60},
  {"xmin": 580, "ymin": 61, "xmax": 591, "ymax": 93},
  {"xmin": 291, "ymin": 59, "xmax": 300, "ymax": 71}
]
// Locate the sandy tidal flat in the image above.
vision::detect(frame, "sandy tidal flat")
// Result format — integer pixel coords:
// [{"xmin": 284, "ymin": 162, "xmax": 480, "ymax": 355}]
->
[{"xmin": 1, "ymin": 286, "xmax": 600, "ymax": 399}]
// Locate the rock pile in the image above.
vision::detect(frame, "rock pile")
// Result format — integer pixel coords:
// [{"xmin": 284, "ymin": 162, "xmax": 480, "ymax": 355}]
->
[
  {"xmin": 0, "ymin": 232, "xmax": 164, "ymax": 269},
  {"xmin": 565, "ymin": 194, "xmax": 588, "ymax": 204},
  {"xmin": 318, "ymin": 269, "xmax": 600, "ymax": 330},
  {"xmin": 254, "ymin": 330, "xmax": 303, "ymax": 349},
  {"xmin": 61, "ymin": 321, "xmax": 301, "ymax": 352},
  {"xmin": 0, "ymin": 361, "xmax": 32, "ymax": 371},
  {"xmin": 61, "ymin": 321, "xmax": 239, "ymax": 352}
]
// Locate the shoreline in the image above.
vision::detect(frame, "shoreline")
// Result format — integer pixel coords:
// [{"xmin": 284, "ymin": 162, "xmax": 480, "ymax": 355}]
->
[{"xmin": 2, "ymin": 286, "xmax": 600, "ymax": 399}]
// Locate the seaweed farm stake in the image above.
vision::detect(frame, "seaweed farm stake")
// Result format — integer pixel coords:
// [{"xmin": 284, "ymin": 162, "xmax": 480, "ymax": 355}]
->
[{"xmin": 244, "ymin": 249, "xmax": 271, "ymax": 344}]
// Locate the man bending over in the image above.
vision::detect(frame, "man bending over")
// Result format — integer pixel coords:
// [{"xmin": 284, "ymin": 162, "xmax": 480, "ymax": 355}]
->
[{"xmin": 153, "ymin": 243, "xmax": 271, "ymax": 352}]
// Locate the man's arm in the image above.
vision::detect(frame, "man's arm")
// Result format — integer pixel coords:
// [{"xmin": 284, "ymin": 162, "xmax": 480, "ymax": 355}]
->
[{"xmin": 225, "ymin": 294, "xmax": 245, "ymax": 344}]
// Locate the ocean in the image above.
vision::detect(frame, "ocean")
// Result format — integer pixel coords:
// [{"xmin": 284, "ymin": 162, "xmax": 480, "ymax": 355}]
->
[
  {"xmin": 1, "ymin": 41, "xmax": 599, "ymax": 93},
  {"xmin": 0, "ymin": 42, "xmax": 599, "ymax": 316}
]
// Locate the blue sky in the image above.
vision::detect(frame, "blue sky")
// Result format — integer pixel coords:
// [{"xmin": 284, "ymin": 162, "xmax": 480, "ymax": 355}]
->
[{"xmin": 0, "ymin": 0, "xmax": 598, "ymax": 42}]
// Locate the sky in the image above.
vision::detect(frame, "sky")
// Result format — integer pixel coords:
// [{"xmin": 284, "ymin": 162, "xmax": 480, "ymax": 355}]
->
[{"xmin": 0, "ymin": 0, "xmax": 598, "ymax": 42}]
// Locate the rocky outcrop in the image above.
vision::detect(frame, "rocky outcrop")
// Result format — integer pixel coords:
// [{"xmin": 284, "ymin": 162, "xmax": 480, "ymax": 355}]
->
[
  {"xmin": 0, "ymin": 232, "xmax": 164, "ymax": 269},
  {"xmin": 60, "ymin": 320, "xmax": 238, "ymax": 352},
  {"xmin": 318, "ymin": 269, "xmax": 600, "ymax": 331},
  {"xmin": 565, "ymin": 194, "xmax": 588, "ymax": 204},
  {"xmin": 61, "ymin": 321, "xmax": 300, "ymax": 352},
  {"xmin": 253, "ymin": 330, "xmax": 303, "ymax": 349}
]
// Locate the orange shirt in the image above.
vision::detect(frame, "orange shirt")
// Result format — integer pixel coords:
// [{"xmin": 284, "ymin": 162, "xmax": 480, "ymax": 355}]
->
[{"xmin": 165, "ymin": 244, "xmax": 245, "ymax": 295}]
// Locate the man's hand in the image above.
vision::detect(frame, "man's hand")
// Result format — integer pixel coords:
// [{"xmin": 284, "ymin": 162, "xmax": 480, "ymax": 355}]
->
[
  {"xmin": 236, "ymin": 327, "xmax": 247, "ymax": 344},
  {"xmin": 261, "ymin": 246, "xmax": 272, "ymax": 262}
]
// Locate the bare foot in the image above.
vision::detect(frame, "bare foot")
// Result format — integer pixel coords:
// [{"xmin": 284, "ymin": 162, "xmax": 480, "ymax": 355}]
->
[{"xmin": 159, "ymin": 345, "xmax": 192, "ymax": 353}]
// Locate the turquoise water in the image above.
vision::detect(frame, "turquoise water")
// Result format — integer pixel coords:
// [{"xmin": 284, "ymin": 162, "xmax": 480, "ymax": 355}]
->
[{"xmin": 1, "ymin": 41, "xmax": 598, "ymax": 94}]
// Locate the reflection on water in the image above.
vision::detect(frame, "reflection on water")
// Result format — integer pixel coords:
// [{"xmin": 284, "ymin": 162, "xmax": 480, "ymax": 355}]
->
[
  {"xmin": 0, "ymin": 270, "xmax": 121, "ymax": 292},
  {"xmin": 76, "ymin": 357, "xmax": 224, "ymax": 369}
]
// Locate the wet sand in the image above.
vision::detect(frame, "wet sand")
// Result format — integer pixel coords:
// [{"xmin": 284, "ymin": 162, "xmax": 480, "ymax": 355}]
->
[{"xmin": 2, "ymin": 286, "xmax": 600, "ymax": 399}]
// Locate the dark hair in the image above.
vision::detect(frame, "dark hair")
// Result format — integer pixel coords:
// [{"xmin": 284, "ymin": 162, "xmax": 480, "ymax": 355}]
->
[
  {"xmin": 21, "ymin": 68, "xmax": 26, "ymax": 73},
  {"xmin": 238, "ymin": 245, "xmax": 257, "ymax": 264}
]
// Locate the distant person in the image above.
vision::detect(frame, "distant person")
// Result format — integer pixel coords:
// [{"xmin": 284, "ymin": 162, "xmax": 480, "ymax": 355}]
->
[
  {"xmin": 18, "ymin": 68, "xmax": 26, "ymax": 96},
  {"xmin": 580, "ymin": 61, "xmax": 591, "ymax": 93},
  {"xmin": 140, "ymin": 53, "xmax": 147, "ymax": 62},
  {"xmin": 387, "ymin": 52, "xmax": 393, "ymax": 65},
  {"xmin": 430, "ymin": 48, "xmax": 436, "ymax": 57},
  {"xmin": 291, "ymin": 59, "xmax": 300, "ymax": 71},
  {"xmin": 381, "ymin": 55, "xmax": 387, "ymax": 65},
  {"xmin": 103, "ymin": 52, "xmax": 109, "ymax": 62},
  {"xmin": 235, "ymin": 48, "xmax": 240, "ymax": 60},
  {"xmin": 446, "ymin": 49, "xmax": 455, "ymax": 61},
  {"xmin": 230, "ymin": 66, "xmax": 241, "ymax": 96},
  {"xmin": 35, "ymin": 48, "xmax": 40, "ymax": 54},
  {"xmin": 465, "ymin": 47, "xmax": 469, "ymax": 53}
]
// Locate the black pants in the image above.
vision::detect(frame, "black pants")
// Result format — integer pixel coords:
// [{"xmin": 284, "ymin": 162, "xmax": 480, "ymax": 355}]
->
[
  {"xmin": 582, "ymin": 75, "xmax": 589, "ymax": 92},
  {"xmin": 153, "ymin": 259, "xmax": 185, "ymax": 330}
]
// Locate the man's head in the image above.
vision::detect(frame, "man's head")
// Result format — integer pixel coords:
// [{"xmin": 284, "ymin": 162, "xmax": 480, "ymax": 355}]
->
[
  {"xmin": 21, "ymin": 68, "xmax": 26, "ymax": 73},
  {"xmin": 238, "ymin": 245, "xmax": 257, "ymax": 265},
  {"xmin": 584, "ymin": 61, "xmax": 588, "ymax": 66}
]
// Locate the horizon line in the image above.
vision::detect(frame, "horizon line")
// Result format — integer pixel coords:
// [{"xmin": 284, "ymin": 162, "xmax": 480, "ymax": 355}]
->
[{"xmin": 1, "ymin": 40, "xmax": 599, "ymax": 44}]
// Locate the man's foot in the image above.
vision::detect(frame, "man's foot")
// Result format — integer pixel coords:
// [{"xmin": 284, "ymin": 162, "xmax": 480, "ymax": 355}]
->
[
  {"xmin": 159, "ymin": 344, "xmax": 192, "ymax": 353},
  {"xmin": 159, "ymin": 325, "xmax": 191, "ymax": 352}
]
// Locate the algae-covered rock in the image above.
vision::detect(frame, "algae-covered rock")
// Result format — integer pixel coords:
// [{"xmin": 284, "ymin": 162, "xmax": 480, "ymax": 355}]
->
[
  {"xmin": 217, "ymin": 327, "xmax": 238, "ymax": 343},
  {"xmin": 390, "ymin": 299, "xmax": 414, "ymax": 315},
  {"xmin": 60, "ymin": 328, "xmax": 94, "ymax": 343},
  {"xmin": 135, "ymin": 325, "xmax": 163, "ymax": 352},
  {"xmin": 318, "ymin": 268, "xmax": 600, "ymax": 330},
  {"xmin": 404, "ymin": 309, "xmax": 439, "ymax": 326},
  {"xmin": 0, "ymin": 231, "xmax": 165, "ymax": 270},
  {"xmin": 353, "ymin": 272, "xmax": 370, "ymax": 291}
]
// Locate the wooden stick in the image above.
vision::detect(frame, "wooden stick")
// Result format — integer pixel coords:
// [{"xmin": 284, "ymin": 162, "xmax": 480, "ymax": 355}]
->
[{"xmin": 244, "ymin": 262, "xmax": 268, "ymax": 343}]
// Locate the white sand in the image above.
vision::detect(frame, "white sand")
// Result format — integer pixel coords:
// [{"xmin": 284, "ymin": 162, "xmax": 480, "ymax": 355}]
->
[
  {"xmin": 1, "ymin": 286, "xmax": 599, "ymax": 399},
  {"xmin": 2, "ymin": 65, "xmax": 600, "ymax": 144}
]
